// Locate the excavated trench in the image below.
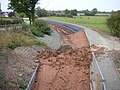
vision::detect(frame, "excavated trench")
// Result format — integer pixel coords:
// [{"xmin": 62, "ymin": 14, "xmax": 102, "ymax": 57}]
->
[{"xmin": 32, "ymin": 22, "xmax": 92, "ymax": 90}]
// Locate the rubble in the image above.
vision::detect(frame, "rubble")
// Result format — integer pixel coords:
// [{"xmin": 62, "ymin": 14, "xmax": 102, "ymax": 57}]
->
[
  {"xmin": 32, "ymin": 23, "xmax": 92, "ymax": 90},
  {"xmin": 32, "ymin": 47, "xmax": 92, "ymax": 90}
]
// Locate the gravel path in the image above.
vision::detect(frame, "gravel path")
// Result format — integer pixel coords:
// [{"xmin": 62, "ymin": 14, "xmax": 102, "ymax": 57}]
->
[
  {"xmin": 39, "ymin": 28, "xmax": 62, "ymax": 50},
  {"xmin": 83, "ymin": 27, "xmax": 120, "ymax": 90}
]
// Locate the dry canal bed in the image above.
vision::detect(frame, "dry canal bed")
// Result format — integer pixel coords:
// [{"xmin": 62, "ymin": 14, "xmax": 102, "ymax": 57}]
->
[{"xmin": 32, "ymin": 21, "xmax": 92, "ymax": 90}]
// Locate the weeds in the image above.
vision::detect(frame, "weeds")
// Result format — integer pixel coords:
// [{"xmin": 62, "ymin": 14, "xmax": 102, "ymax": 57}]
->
[
  {"xmin": 0, "ymin": 31, "xmax": 45, "ymax": 50},
  {"xmin": 11, "ymin": 79, "xmax": 27, "ymax": 90},
  {"xmin": 18, "ymin": 80, "xmax": 27, "ymax": 90},
  {"xmin": 0, "ymin": 73, "xmax": 5, "ymax": 83},
  {"xmin": 22, "ymin": 20, "xmax": 52, "ymax": 37}
]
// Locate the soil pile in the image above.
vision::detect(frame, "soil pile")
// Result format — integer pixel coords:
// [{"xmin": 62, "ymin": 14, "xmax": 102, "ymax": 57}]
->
[{"xmin": 32, "ymin": 47, "xmax": 92, "ymax": 90}]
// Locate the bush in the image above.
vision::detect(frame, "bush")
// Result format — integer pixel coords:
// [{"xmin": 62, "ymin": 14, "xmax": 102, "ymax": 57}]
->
[
  {"xmin": 31, "ymin": 28, "xmax": 44, "ymax": 37},
  {"xmin": 35, "ymin": 20, "xmax": 52, "ymax": 35},
  {"xmin": 22, "ymin": 23, "xmax": 30, "ymax": 31},
  {"xmin": 35, "ymin": 20, "xmax": 47, "ymax": 28},
  {"xmin": 43, "ymin": 27, "xmax": 51, "ymax": 35},
  {"xmin": 22, "ymin": 23, "xmax": 45, "ymax": 37},
  {"xmin": 107, "ymin": 10, "xmax": 120, "ymax": 37},
  {"xmin": 22, "ymin": 20, "xmax": 51, "ymax": 37}
]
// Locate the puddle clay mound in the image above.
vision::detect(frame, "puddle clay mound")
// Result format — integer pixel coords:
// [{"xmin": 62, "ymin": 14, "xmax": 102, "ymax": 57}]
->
[
  {"xmin": 69, "ymin": 30, "xmax": 90, "ymax": 48},
  {"xmin": 32, "ymin": 48, "xmax": 92, "ymax": 90}
]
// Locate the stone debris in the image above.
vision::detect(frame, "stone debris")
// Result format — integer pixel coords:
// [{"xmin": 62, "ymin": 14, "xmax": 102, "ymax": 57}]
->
[
  {"xmin": 34, "ymin": 60, "xmax": 39, "ymax": 63},
  {"xmin": 32, "ymin": 47, "xmax": 92, "ymax": 90}
]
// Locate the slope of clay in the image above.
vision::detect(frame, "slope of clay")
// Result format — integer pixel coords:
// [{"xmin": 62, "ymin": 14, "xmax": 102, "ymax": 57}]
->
[{"xmin": 69, "ymin": 30, "xmax": 90, "ymax": 48}]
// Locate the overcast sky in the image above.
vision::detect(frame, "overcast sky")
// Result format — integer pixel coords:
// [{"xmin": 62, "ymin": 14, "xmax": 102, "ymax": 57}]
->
[{"xmin": 0, "ymin": 0, "xmax": 120, "ymax": 12}]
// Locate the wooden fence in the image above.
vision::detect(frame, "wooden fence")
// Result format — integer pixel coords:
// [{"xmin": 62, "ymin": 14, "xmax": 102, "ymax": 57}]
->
[{"xmin": 0, "ymin": 24, "xmax": 22, "ymax": 31}]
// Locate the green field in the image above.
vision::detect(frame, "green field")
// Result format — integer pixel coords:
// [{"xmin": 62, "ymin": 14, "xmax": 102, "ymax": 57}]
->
[{"xmin": 46, "ymin": 16, "xmax": 110, "ymax": 33}]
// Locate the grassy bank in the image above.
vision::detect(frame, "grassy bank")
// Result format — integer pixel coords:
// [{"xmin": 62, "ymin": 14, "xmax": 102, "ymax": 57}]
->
[
  {"xmin": 46, "ymin": 16, "xmax": 110, "ymax": 33},
  {"xmin": 0, "ymin": 31, "xmax": 46, "ymax": 50}
]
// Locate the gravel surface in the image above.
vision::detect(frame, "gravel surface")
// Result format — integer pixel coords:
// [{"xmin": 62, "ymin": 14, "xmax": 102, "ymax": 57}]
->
[{"xmin": 39, "ymin": 28, "xmax": 62, "ymax": 50}]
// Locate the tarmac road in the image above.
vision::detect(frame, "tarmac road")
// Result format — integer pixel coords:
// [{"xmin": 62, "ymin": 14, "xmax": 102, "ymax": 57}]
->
[{"xmin": 45, "ymin": 20, "xmax": 84, "ymax": 33}]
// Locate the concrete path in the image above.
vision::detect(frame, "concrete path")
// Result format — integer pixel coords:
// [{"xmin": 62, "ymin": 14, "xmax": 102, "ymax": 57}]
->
[
  {"xmin": 83, "ymin": 27, "xmax": 120, "ymax": 90},
  {"xmin": 84, "ymin": 27, "xmax": 120, "ymax": 50}
]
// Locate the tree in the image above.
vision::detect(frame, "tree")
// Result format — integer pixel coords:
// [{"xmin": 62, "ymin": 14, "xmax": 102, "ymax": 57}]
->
[
  {"xmin": 16, "ymin": 12, "xmax": 27, "ymax": 18},
  {"xmin": 8, "ymin": 0, "xmax": 39, "ymax": 25},
  {"xmin": 71, "ymin": 9, "xmax": 77, "ymax": 16},
  {"xmin": 92, "ymin": 8, "xmax": 97, "ymax": 14},
  {"xmin": 107, "ymin": 10, "xmax": 120, "ymax": 37},
  {"xmin": 36, "ymin": 7, "xmax": 48, "ymax": 17},
  {"xmin": 84, "ymin": 9, "xmax": 94, "ymax": 16},
  {"xmin": 64, "ymin": 9, "xmax": 70, "ymax": 15}
]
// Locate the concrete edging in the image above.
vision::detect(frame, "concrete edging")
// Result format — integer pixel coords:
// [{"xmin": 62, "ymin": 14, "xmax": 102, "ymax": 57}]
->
[
  {"xmin": 84, "ymin": 27, "xmax": 107, "ymax": 90},
  {"xmin": 26, "ymin": 64, "xmax": 39, "ymax": 90}
]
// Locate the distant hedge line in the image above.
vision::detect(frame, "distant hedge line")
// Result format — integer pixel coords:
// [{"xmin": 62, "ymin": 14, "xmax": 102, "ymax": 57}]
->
[
  {"xmin": 0, "ymin": 19, "xmax": 21, "ymax": 25},
  {"xmin": 107, "ymin": 10, "xmax": 120, "ymax": 37}
]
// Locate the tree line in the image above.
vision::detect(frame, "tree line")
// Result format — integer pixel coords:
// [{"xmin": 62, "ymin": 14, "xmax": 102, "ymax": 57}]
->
[
  {"xmin": 35, "ymin": 8, "xmax": 98, "ymax": 17},
  {"xmin": 8, "ymin": 0, "xmax": 120, "ymax": 37}
]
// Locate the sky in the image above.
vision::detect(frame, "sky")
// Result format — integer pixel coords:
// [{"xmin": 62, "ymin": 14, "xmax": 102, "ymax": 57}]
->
[{"xmin": 0, "ymin": 0, "xmax": 120, "ymax": 12}]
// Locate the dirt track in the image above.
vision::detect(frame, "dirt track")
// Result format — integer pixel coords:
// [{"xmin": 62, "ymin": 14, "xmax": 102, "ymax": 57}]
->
[{"xmin": 32, "ymin": 24, "xmax": 92, "ymax": 90}]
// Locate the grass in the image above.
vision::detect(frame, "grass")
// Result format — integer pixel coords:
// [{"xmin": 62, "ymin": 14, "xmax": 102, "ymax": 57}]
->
[
  {"xmin": 0, "ymin": 73, "xmax": 5, "ymax": 83},
  {"xmin": 18, "ymin": 80, "xmax": 27, "ymax": 90},
  {"xmin": 0, "ymin": 31, "xmax": 46, "ymax": 50},
  {"xmin": 46, "ymin": 16, "xmax": 110, "ymax": 33}
]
